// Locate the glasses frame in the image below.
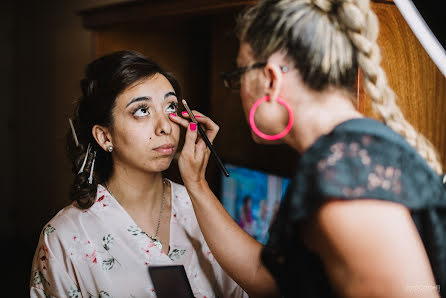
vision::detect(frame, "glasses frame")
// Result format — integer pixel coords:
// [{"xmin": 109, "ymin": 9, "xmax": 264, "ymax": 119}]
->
[{"xmin": 220, "ymin": 62, "xmax": 267, "ymax": 90}]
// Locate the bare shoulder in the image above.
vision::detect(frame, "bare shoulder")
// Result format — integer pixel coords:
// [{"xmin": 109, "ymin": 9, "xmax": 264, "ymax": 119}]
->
[
  {"xmin": 315, "ymin": 199, "xmax": 410, "ymax": 237},
  {"xmin": 303, "ymin": 198, "xmax": 438, "ymax": 297}
]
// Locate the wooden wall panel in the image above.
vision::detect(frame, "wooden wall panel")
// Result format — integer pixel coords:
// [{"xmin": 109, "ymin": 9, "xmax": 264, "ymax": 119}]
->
[
  {"xmin": 364, "ymin": 1, "xmax": 446, "ymax": 168},
  {"xmin": 94, "ymin": 20, "xmax": 211, "ymax": 113}
]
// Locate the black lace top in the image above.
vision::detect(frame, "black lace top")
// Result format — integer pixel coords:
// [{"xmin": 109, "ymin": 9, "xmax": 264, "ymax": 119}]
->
[{"xmin": 261, "ymin": 118, "xmax": 446, "ymax": 297}]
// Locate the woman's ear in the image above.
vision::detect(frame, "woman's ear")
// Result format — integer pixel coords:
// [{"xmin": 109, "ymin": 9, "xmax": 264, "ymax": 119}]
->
[
  {"xmin": 264, "ymin": 63, "xmax": 283, "ymax": 101},
  {"xmin": 92, "ymin": 125, "xmax": 112, "ymax": 152}
]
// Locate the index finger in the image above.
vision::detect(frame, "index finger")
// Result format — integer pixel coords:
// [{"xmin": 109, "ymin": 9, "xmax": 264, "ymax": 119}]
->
[{"xmin": 180, "ymin": 110, "xmax": 220, "ymax": 144}]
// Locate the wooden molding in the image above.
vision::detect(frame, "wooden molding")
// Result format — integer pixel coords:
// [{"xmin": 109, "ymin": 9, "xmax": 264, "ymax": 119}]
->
[
  {"xmin": 78, "ymin": 0, "xmax": 395, "ymax": 29},
  {"xmin": 78, "ymin": 0, "xmax": 257, "ymax": 29}
]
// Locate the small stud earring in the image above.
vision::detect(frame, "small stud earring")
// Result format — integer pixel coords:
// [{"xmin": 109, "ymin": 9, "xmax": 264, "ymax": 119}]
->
[{"xmin": 107, "ymin": 145, "xmax": 113, "ymax": 152}]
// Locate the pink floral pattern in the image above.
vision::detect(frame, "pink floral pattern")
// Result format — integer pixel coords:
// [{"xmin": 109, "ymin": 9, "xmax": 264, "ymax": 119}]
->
[
  {"xmin": 318, "ymin": 137, "xmax": 402, "ymax": 196},
  {"xmin": 318, "ymin": 141, "xmax": 372, "ymax": 171},
  {"xmin": 30, "ymin": 180, "xmax": 247, "ymax": 298},
  {"xmin": 367, "ymin": 165, "xmax": 402, "ymax": 194}
]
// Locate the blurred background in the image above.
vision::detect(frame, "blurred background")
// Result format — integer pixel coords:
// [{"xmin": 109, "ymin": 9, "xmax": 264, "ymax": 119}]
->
[
  {"xmin": 1, "ymin": 1, "xmax": 127, "ymax": 295},
  {"xmin": 1, "ymin": 0, "xmax": 444, "ymax": 296}
]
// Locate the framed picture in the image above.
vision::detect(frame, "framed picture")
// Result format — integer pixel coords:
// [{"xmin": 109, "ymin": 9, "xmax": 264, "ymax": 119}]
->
[{"xmin": 220, "ymin": 163, "xmax": 290, "ymax": 244}]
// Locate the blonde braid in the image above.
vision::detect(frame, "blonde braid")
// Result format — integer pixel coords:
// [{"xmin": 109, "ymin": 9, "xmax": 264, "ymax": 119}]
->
[
  {"xmin": 240, "ymin": 0, "xmax": 442, "ymax": 174},
  {"xmin": 329, "ymin": 0, "xmax": 443, "ymax": 174}
]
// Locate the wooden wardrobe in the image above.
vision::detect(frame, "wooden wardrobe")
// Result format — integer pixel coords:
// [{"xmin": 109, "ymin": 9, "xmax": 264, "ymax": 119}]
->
[{"xmin": 78, "ymin": 0, "xmax": 446, "ymax": 189}]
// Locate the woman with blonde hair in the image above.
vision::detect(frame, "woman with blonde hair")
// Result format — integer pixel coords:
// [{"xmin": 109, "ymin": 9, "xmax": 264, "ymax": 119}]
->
[{"xmin": 170, "ymin": 0, "xmax": 445, "ymax": 296}]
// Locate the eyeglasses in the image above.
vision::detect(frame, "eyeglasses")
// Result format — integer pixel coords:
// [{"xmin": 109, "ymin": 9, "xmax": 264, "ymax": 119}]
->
[
  {"xmin": 220, "ymin": 63, "xmax": 289, "ymax": 90},
  {"xmin": 220, "ymin": 62, "xmax": 267, "ymax": 90}
]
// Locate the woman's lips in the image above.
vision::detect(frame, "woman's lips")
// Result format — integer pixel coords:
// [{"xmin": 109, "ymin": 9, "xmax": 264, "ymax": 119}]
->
[{"xmin": 153, "ymin": 144, "xmax": 175, "ymax": 155}]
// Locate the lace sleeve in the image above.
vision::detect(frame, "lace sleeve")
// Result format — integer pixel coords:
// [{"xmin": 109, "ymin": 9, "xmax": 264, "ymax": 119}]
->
[
  {"xmin": 311, "ymin": 133, "xmax": 445, "ymax": 209},
  {"xmin": 262, "ymin": 119, "xmax": 446, "ymax": 295}
]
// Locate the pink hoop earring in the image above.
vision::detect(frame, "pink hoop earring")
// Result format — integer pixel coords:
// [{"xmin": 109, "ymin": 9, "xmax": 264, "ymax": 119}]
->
[{"xmin": 249, "ymin": 96, "xmax": 294, "ymax": 141}]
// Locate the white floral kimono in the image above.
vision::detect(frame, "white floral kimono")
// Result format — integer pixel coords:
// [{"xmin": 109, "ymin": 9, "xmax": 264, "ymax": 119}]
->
[{"xmin": 30, "ymin": 180, "xmax": 247, "ymax": 298}]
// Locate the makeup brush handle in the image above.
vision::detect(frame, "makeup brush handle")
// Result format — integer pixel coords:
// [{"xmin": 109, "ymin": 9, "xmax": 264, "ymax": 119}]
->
[{"xmin": 197, "ymin": 124, "xmax": 229, "ymax": 177}]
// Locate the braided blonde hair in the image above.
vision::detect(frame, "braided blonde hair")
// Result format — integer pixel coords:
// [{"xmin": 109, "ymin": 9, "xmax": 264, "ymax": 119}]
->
[{"xmin": 237, "ymin": 0, "xmax": 443, "ymax": 174}]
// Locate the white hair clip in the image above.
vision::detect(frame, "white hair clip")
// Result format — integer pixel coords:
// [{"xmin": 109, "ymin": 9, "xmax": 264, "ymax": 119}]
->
[
  {"xmin": 88, "ymin": 151, "xmax": 97, "ymax": 184},
  {"xmin": 78, "ymin": 143, "xmax": 91, "ymax": 174},
  {"xmin": 68, "ymin": 118, "xmax": 80, "ymax": 147}
]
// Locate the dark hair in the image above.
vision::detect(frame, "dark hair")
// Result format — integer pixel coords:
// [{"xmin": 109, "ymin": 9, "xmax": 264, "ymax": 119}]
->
[{"xmin": 66, "ymin": 50, "xmax": 181, "ymax": 208}]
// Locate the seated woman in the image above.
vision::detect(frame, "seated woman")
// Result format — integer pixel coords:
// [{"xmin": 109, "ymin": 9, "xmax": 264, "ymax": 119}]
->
[{"xmin": 29, "ymin": 50, "xmax": 247, "ymax": 298}]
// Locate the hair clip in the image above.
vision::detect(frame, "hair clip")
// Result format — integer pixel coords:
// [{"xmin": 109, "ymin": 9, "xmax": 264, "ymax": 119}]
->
[
  {"xmin": 78, "ymin": 143, "xmax": 91, "ymax": 174},
  {"xmin": 88, "ymin": 151, "xmax": 97, "ymax": 184},
  {"xmin": 68, "ymin": 118, "xmax": 80, "ymax": 147}
]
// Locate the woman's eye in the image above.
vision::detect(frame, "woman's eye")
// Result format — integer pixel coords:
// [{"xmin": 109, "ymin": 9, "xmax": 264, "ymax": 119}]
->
[
  {"xmin": 133, "ymin": 107, "xmax": 149, "ymax": 117},
  {"xmin": 166, "ymin": 102, "xmax": 178, "ymax": 113}
]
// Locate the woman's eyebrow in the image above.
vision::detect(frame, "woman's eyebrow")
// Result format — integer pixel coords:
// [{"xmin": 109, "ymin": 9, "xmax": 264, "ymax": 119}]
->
[
  {"xmin": 164, "ymin": 91, "xmax": 177, "ymax": 99},
  {"xmin": 126, "ymin": 92, "xmax": 175, "ymax": 107},
  {"xmin": 126, "ymin": 96, "xmax": 151, "ymax": 107}
]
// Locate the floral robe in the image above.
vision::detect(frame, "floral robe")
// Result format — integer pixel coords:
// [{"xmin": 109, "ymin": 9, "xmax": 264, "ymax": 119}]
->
[{"xmin": 30, "ymin": 180, "xmax": 247, "ymax": 298}]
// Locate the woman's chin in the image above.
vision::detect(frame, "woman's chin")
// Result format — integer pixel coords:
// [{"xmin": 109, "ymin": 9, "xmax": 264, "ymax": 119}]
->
[{"xmin": 147, "ymin": 158, "xmax": 175, "ymax": 173}]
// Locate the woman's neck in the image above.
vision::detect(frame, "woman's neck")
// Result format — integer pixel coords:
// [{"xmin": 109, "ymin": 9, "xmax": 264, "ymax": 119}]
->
[
  {"xmin": 286, "ymin": 90, "xmax": 363, "ymax": 154},
  {"xmin": 106, "ymin": 166, "xmax": 165, "ymax": 211}
]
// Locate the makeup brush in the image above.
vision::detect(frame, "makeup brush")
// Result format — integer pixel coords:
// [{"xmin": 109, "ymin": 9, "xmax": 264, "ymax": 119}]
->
[{"xmin": 182, "ymin": 99, "xmax": 229, "ymax": 177}]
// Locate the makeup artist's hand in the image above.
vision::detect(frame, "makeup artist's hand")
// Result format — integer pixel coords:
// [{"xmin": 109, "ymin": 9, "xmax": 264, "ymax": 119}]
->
[{"xmin": 169, "ymin": 110, "xmax": 219, "ymax": 188}]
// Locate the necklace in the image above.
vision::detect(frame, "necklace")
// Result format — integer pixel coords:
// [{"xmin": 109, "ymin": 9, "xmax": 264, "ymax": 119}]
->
[{"xmin": 104, "ymin": 178, "xmax": 166, "ymax": 250}]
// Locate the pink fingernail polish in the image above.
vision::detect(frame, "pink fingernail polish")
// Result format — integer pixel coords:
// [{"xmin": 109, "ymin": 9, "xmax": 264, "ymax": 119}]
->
[
  {"xmin": 195, "ymin": 115, "xmax": 200, "ymax": 118},
  {"xmin": 182, "ymin": 111, "xmax": 188, "ymax": 115},
  {"xmin": 170, "ymin": 113, "xmax": 177, "ymax": 117},
  {"xmin": 190, "ymin": 123, "xmax": 197, "ymax": 131}
]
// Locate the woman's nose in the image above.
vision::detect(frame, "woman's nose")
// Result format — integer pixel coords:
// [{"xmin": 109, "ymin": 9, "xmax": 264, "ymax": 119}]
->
[{"xmin": 154, "ymin": 112, "xmax": 172, "ymax": 135}]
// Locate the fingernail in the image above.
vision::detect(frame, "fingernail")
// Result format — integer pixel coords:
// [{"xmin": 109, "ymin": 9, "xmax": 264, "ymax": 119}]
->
[
  {"xmin": 170, "ymin": 113, "xmax": 177, "ymax": 117},
  {"xmin": 182, "ymin": 111, "xmax": 188, "ymax": 115},
  {"xmin": 190, "ymin": 123, "xmax": 197, "ymax": 131},
  {"xmin": 194, "ymin": 115, "xmax": 200, "ymax": 118}
]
